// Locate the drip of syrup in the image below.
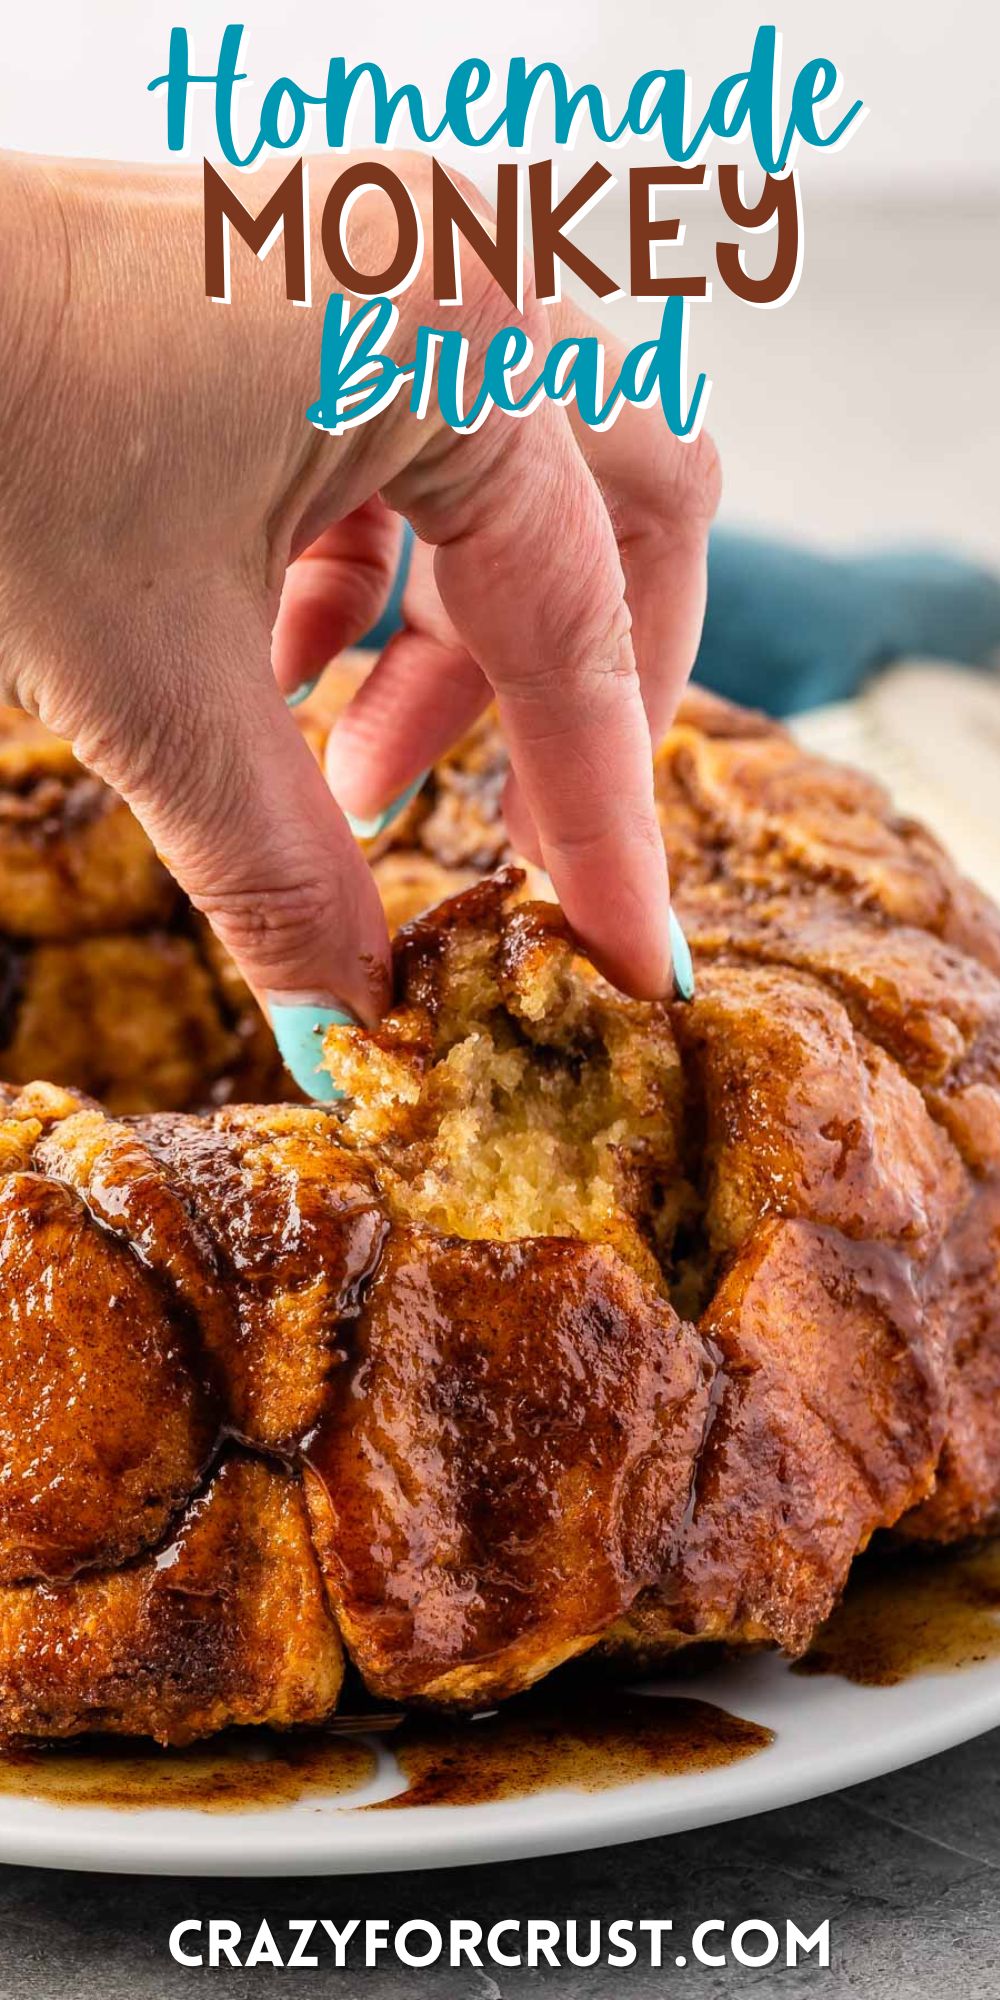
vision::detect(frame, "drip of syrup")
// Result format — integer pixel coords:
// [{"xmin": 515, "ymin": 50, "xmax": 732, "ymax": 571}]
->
[
  {"xmin": 799, "ymin": 1541, "xmax": 1000, "ymax": 1686},
  {"xmin": 0, "ymin": 1692, "xmax": 769, "ymax": 1814}
]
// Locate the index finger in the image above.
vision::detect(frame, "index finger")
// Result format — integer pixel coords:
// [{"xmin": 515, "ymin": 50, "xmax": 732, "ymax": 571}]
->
[
  {"xmin": 550, "ymin": 301, "xmax": 721, "ymax": 751},
  {"xmin": 389, "ymin": 406, "xmax": 672, "ymax": 1000}
]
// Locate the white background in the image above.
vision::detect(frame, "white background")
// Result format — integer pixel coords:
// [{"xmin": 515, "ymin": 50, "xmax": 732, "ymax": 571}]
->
[
  {"xmin": 1, "ymin": 1, "xmax": 997, "ymax": 555},
  {"xmin": 1, "ymin": 0, "xmax": 997, "ymax": 193}
]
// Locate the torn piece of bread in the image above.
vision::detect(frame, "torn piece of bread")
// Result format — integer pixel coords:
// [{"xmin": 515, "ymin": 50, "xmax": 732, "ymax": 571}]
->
[{"xmin": 324, "ymin": 870, "xmax": 691, "ymax": 1294}]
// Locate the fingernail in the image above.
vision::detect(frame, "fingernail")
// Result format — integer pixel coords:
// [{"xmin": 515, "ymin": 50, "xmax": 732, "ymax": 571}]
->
[
  {"xmin": 269, "ymin": 998, "xmax": 357, "ymax": 1100},
  {"xmin": 285, "ymin": 678, "xmax": 320, "ymax": 710},
  {"xmin": 343, "ymin": 770, "xmax": 429, "ymax": 841},
  {"xmin": 669, "ymin": 908, "xmax": 695, "ymax": 1002}
]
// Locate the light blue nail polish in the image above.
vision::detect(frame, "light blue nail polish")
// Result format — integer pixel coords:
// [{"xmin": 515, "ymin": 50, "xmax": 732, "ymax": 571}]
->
[
  {"xmin": 669, "ymin": 908, "xmax": 695, "ymax": 1002},
  {"xmin": 270, "ymin": 1000, "xmax": 356, "ymax": 1100},
  {"xmin": 285, "ymin": 678, "xmax": 320, "ymax": 710},
  {"xmin": 344, "ymin": 770, "xmax": 429, "ymax": 841}
]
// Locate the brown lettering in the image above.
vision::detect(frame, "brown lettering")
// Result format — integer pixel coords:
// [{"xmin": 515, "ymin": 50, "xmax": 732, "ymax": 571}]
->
[
  {"xmin": 321, "ymin": 162, "xmax": 420, "ymax": 297},
  {"xmin": 629, "ymin": 167, "xmax": 707, "ymax": 298},
  {"xmin": 432, "ymin": 159, "xmax": 521, "ymax": 308},
  {"xmin": 528, "ymin": 160, "xmax": 616, "ymax": 301},
  {"xmin": 717, "ymin": 167, "xmax": 801, "ymax": 305},
  {"xmin": 203, "ymin": 159, "xmax": 307, "ymax": 303}
]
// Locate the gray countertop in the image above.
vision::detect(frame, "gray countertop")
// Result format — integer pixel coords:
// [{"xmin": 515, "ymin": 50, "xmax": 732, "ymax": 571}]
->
[{"xmin": 0, "ymin": 1724, "xmax": 996, "ymax": 1998}]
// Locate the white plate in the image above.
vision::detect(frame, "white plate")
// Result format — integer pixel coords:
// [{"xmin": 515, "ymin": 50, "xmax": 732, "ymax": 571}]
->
[
  {"xmin": 793, "ymin": 658, "xmax": 1000, "ymax": 904},
  {"xmin": 2, "ymin": 1648, "xmax": 999, "ymax": 1876}
]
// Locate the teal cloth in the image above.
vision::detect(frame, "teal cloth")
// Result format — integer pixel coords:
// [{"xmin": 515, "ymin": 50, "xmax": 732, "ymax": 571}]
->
[
  {"xmin": 695, "ymin": 533, "xmax": 1000, "ymax": 715},
  {"xmin": 363, "ymin": 525, "xmax": 1000, "ymax": 718}
]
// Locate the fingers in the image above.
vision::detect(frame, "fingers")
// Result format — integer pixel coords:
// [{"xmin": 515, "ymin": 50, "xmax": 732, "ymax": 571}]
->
[
  {"xmin": 271, "ymin": 499, "xmax": 403, "ymax": 700},
  {"xmin": 324, "ymin": 629, "xmax": 489, "ymax": 819},
  {"xmin": 387, "ymin": 406, "xmax": 673, "ymax": 1000},
  {"xmin": 323, "ymin": 533, "xmax": 491, "ymax": 818},
  {"xmin": 64, "ymin": 590, "xmax": 391, "ymax": 1090},
  {"xmin": 321, "ymin": 314, "xmax": 718, "ymax": 981},
  {"xmin": 550, "ymin": 300, "xmax": 721, "ymax": 747},
  {"xmin": 494, "ymin": 357, "xmax": 719, "ymax": 897}
]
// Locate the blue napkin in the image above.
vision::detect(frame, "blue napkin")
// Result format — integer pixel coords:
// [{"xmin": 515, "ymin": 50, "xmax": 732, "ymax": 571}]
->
[
  {"xmin": 695, "ymin": 532, "xmax": 1000, "ymax": 715},
  {"xmin": 363, "ymin": 525, "xmax": 1000, "ymax": 718}
]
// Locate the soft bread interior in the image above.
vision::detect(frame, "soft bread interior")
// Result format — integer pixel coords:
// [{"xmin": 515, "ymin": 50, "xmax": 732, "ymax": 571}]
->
[{"xmin": 323, "ymin": 879, "xmax": 692, "ymax": 1293}]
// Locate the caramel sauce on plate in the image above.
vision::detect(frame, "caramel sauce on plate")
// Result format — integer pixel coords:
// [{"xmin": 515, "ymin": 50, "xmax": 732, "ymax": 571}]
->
[
  {"xmin": 6, "ymin": 1539, "xmax": 998, "ymax": 1813},
  {"xmin": 799, "ymin": 1540, "xmax": 1000, "ymax": 1685},
  {"xmin": 0, "ymin": 1729, "xmax": 376, "ymax": 1813},
  {"xmin": 372, "ymin": 1693, "xmax": 771, "ymax": 1811},
  {"xmin": 0, "ymin": 1693, "xmax": 769, "ymax": 1814}
]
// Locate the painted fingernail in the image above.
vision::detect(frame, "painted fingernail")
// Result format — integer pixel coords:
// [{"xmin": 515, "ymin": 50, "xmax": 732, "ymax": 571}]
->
[
  {"xmin": 269, "ymin": 998, "xmax": 357, "ymax": 1100},
  {"xmin": 285, "ymin": 678, "xmax": 320, "ymax": 710},
  {"xmin": 343, "ymin": 770, "xmax": 429, "ymax": 841},
  {"xmin": 669, "ymin": 908, "xmax": 695, "ymax": 1002}
]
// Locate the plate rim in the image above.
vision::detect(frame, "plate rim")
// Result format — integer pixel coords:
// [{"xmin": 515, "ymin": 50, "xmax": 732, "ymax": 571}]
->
[{"xmin": 1, "ymin": 1656, "xmax": 999, "ymax": 1876}]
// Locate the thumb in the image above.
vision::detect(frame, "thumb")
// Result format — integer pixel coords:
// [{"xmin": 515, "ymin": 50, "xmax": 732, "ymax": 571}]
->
[{"xmin": 54, "ymin": 589, "xmax": 390, "ymax": 1097}]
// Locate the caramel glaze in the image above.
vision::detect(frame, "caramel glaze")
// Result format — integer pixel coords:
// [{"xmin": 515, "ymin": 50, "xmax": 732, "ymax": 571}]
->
[
  {"xmin": 7, "ymin": 1529, "xmax": 1000, "ymax": 1812},
  {"xmin": 0, "ymin": 1692, "xmax": 770, "ymax": 1814},
  {"xmin": 303, "ymin": 1221, "xmax": 715, "ymax": 1712},
  {"xmin": 798, "ymin": 1539, "xmax": 1000, "ymax": 1686},
  {"xmin": 2, "ymin": 682, "xmax": 1000, "ymax": 1759},
  {"xmin": 371, "ymin": 1692, "xmax": 772, "ymax": 1811},
  {"xmin": 0, "ymin": 1729, "xmax": 375, "ymax": 1813}
]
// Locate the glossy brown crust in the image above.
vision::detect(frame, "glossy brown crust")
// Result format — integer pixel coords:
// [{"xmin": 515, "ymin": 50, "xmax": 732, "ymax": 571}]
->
[
  {"xmin": 0, "ymin": 1457, "xmax": 343, "ymax": 1746},
  {"xmin": 672, "ymin": 960, "xmax": 967, "ymax": 1263},
  {"xmin": 0, "ymin": 711, "xmax": 176, "ymax": 939},
  {"xmin": 0, "ymin": 684, "xmax": 997, "ymax": 1738},
  {"xmin": 0, "ymin": 666, "xmax": 503, "ymax": 1111},
  {"xmin": 0, "ymin": 1083, "xmax": 218, "ymax": 1587},
  {"xmin": 650, "ymin": 696, "xmax": 1000, "ymax": 1552},
  {"xmin": 304, "ymin": 1226, "xmax": 712, "ymax": 1705},
  {"xmin": 902, "ymin": 1180, "xmax": 1000, "ymax": 1544},
  {"xmin": 606, "ymin": 1220, "xmax": 943, "ymax": 1662},
  {"xmin": 134, "ymin": 1106, "xmax": 388, "ymax": 1449},
  {"xmin": 20, "ymin": 1093, "xmax": 388, "ymax": 1456},
  {"xmin": 678, "ymin": 904, "xmax": 1000, "ymax": 1176},
  {"xmin": 656, "ymin": 708, "xmax": 1000, "ymax": 973},
  {"xmin": 0, "ymin": 1066, "xmax": 713, "ymax": 1730},
  {"xmin": 0, "ymin": 1168, "xmax": 216, "ymax": 1586}
]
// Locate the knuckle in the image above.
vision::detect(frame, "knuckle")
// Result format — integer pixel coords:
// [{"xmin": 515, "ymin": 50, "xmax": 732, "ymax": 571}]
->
[
  {"xmin": 507, "ymin": 633, "xmax": 635, "ymax": 708},
  {"xmin": 461, "ymin": 237, "xmax": 547, "ymax": 351},
  {"xmin": 197, "ymin": 875, "xmax": 337, "ymax": 976},
  {"xmin": 393, "ymin": 148, "xmax": 435, "ymax": 202},
  {"xmin": 647, "ymin": 428, "xmax": 722, "ymax": 531},
  {"xmin": 683, "ymin": 428, "xmax": 723, "ymax": 522},
  {"xmin": 75, "ymin": 689, "xmax": 196, "ymax": 810},
  {"xmin": 437, "ymin": 161, "xmax": 487, "ymax": 215},
  {"xmin": 616, "ymin": 428, "xmax": 722, "ymax": 569},
  {"xmin": 535, "ymin": 577, "xmax": 635, "ymax": 694},
  {"xmin": 324, "ymin": 559, "xmax": 392, "ymax": 637},
  {"xmin": 549, "ymin": 800, "xmax": 663, "ymax": 868}
]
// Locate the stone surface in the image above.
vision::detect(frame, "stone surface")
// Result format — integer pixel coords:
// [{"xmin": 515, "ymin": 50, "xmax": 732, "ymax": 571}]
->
[{"xmin": 0, "ymin": 1725, "xmax": 997, "ymax": 1997}]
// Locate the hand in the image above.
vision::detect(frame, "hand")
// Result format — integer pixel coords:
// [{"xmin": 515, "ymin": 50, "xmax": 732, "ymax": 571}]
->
[
  {"xmin": 0, "ymin": 150, "xmax": 719, "ymax": 1090},
  {"xmin": 314, "ymin": 297, "xmax": 717, "ymax": 879}
]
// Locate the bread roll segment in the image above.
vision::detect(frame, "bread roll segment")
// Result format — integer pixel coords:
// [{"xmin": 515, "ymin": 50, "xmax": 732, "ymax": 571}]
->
[{"xmin": 0, "ymin": 680, "xmax": 996, "ymax": 1740}]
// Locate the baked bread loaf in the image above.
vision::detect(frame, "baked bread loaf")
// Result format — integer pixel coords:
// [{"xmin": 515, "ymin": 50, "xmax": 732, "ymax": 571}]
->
[
  {"xmin": 0, "ymin": 675, "xmax": 997, "ymax": 1742},
  {"xmin": 0, "ymin": 663, "xmax": 505, "ymax": 1110}
]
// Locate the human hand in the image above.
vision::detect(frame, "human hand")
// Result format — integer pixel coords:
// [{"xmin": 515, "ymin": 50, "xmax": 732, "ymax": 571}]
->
[{"xmin": 0, "ymin": 151, "xmax": 718, "ymax": 1093}]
